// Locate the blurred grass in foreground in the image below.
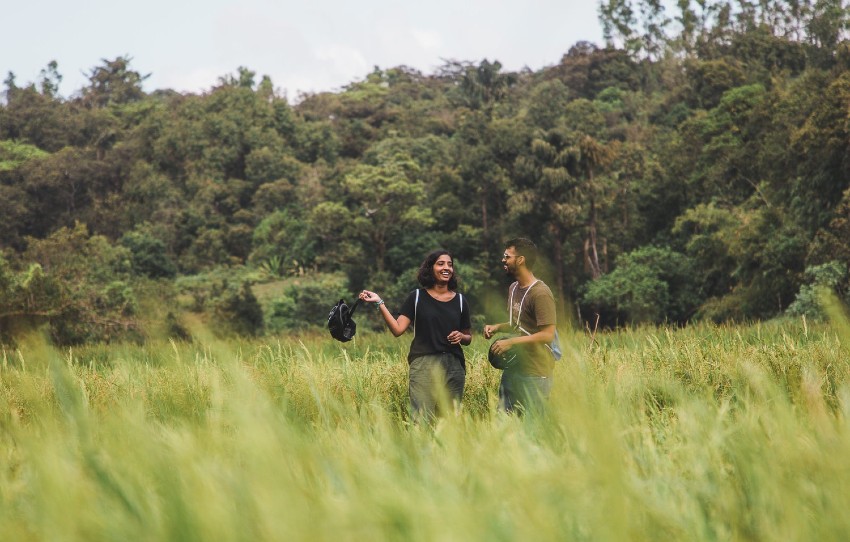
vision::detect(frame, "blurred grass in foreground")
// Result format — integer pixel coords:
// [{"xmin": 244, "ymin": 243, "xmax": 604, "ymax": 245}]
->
[{"xmin": 2, "ymin": 315, "xmax": 850, "ymax": 541}]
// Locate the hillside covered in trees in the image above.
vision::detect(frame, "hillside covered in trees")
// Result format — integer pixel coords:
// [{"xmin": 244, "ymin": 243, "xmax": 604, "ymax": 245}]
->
[{"xmin": 2, "ymin": 0, "xmax": 850, "ymax": 345}]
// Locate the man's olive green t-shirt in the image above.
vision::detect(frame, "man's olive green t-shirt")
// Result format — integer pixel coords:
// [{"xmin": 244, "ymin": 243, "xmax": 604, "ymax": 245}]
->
[{"xmin": 509, "ymin": 280, "xmax": 557, "ymax": 377}]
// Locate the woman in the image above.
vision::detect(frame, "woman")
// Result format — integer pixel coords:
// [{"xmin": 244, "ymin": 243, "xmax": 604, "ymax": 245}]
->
[{"xmin": 359, "ymin": 250, "xmax": 472, "ymax": 421}]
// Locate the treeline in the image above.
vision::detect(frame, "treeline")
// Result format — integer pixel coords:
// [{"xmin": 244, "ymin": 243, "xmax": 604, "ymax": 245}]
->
[{"xmin": 2, "ymin": 0, "xmax": 850, "ymax": 345}]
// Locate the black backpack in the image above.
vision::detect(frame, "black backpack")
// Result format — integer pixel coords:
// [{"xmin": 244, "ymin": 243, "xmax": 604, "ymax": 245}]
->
[{"xmin": 327, "ymin": 298, "xmax": 362, "ymax": 342}]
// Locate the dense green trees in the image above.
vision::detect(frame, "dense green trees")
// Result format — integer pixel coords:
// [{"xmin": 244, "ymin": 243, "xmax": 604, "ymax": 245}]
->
[
  {"xmin": 3, "ymin": 3, "xmax": 850, "ymax": 344},
  {"xmin": 0, "ymin": 224, "xmax": 136, "ymax": 345}
]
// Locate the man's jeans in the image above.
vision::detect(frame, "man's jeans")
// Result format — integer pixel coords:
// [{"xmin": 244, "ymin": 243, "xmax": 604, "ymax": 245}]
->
[{"xmin": 498, "ymin": 370, "xmax": 552, "ymax": 415}]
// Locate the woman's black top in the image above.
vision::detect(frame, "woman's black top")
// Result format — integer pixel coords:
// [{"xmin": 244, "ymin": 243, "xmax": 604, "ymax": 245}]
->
[{"xmin": 398, "ymin": 289, "xmax": 471, "ymax": 367}]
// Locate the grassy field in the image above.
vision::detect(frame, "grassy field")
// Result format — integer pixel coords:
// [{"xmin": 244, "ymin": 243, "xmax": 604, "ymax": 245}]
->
[{"xmin": 2, "ymin": 315, "xmax": 850, "ymax": 541}]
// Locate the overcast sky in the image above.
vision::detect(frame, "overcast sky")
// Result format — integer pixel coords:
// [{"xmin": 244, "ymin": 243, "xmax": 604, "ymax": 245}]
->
[{"xmin": 4, "ymin": 0, "xmax": 605, "ymax": 101}]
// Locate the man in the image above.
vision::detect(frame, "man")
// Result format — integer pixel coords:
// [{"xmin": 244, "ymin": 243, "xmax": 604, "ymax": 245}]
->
[{"xmin": 484, "ymin": 238, "xmax": 557, "ymax": 414}]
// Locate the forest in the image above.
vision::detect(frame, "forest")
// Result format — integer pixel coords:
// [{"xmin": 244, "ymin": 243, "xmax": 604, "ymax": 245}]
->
[{"xmin": 2, "ymin": 0, "xmax": 850, "ymax": 345}]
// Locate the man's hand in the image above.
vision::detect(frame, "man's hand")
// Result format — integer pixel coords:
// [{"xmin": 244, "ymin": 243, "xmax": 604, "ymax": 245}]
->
[
  {"xmin": 490, "ymin": 338, "xmax": 513, "ymax": 355},
  {"xmin": 484, "ymin": 324, "xmax": 502, "ymax": 340}
]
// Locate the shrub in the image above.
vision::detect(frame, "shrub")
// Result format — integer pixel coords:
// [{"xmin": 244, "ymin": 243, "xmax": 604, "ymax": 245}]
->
[
  {"xmin": 581, "ymin": 246, "xmax": 699, "ymax": 325},
  {"xmin": 210, "ymin": 281, "xmax": 264, "ymax": 337},
  {"xmin": 120, "ymin": 229, "xmax": 177, "ymax": 278},
  {"xmin": 263, "ymin": 273, "xmax": 350, "ymax": 332},
  {"xmin": 786, "ymin": 261, "xmax": 849, "ymax": 319},
  {"xmin": 1, "ymin": 224, "xmax": 139, "ymax": 345}
]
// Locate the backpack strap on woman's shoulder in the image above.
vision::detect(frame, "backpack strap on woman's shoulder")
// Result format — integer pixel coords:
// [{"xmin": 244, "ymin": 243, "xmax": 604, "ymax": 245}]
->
[{"xmin": 413, "ymin": 288, "xmax": 420, "ymax": 336}]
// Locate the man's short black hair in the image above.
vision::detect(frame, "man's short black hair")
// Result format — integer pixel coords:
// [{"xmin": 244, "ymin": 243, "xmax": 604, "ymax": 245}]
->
[
  {"xmin": 505, "ymin": 238, "xmax": 538, "ymax": 269},
  {"xmin": 417, "ymin": 250, "xmax": 458, "ymax": 289}
]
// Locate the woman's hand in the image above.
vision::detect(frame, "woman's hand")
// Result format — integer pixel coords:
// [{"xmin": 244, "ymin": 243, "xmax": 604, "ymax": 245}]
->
[
  {"xmin": 359, "ymin": 290, "xmax": 380, "ymax": 303},
  {"xmin": 447, "ymin": 330, "xmax": 469, "ymax": 345}
]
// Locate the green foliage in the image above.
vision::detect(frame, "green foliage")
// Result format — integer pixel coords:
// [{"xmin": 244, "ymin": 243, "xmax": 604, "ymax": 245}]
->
[
  {"xmin": 0, "ymin": 223, "xmax": 137, "ymax": 345},
  {"xmin": 685, "ymin": 59, "xmax": 746, "ymax": 109},
  {"xmin": 672, "ymin": 203, "xmax": 739, "ymax": 299},
  {"xmin": 556, "ymin": 42, "xmax": 642, "ymax": 98},
  {"xmin": 363, "ymin": 134, "xmax": 451, "ymax": 169},
  {"xmin": 680, "ymin": 84, "xmax": 769, "ymax": 204},
  {"xmin": 210, "ymin": 280, "xmax": 264, "ymax": 337},
  {"xmin": 173, "ymin": 266, "xmax": 266, "ymax": 337},
  {"xmin": 306, "ymin": 201, "xmax": 361, "ymax": 273},
  {"xmin": 0, "ymin": 139, "xmax": 48, "ymax": 171},
  {"xmin": 0, "ymin": 80, "xmax": 79, "ymax": 151},
  {"xmin": 581, "ymin": 245, "xmax": 698, "ymax": 324},
  {"xmin": 445, "ymin": 59, "xmax": 516, "ymax": 113},
  {"xmin": 81, "ymin": 56, "xmax": 148, "ymax": 108},
  {"xmin": 787, "ymin": 261, "xmax": 849, "ymax": 319},
  {"xmin": 294, "ymin": 121, "xmax": 340, "ymax": 164},
  {"xmin": 119, "ymin": 228, "xmax": 177, "ymax": 278},
  {"xmin": 261, "ymin": 272, "xmax": 349, "ymax": 332},
  {"xmin": 525, "ymin": 79, "xmax": 571, "ymax": 129},
  {"xmin": 673, "ymin": 203, "xmax": 808, "ymax": 321},
  {"xmin": 250, "ymin": 209, "xmax": 315, "ymax": 275},
  {"xmin": 808, "ymin": 186, "xmax": 850, "ymax": 270},
  {"xmin": 6, "ymin": 13, "xmax": 850, "ymax": 337},
  {"xmin": 244, "ymin": 146, "xmax": 298, "ymax": 186},
  {"xmin": 788, "ymin": 72, "xmax": 850, "ymax": 232},
  {"xmin": 342, "ymin": 153, "xmax": 434, "ymax": 272},
  {"xmin": 725, "ymin": 209, "xmax": 808, "ymax": 319}
]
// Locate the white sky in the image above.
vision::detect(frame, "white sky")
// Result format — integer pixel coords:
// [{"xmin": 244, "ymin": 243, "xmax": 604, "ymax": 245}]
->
[{"xmin": 3, "ymin": 0, "xmax": 604, "ymax": 101}]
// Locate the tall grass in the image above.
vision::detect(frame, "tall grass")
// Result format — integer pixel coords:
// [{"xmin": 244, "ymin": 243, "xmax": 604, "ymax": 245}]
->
[{"xmin": 2, "ymin": 317, "xmax": 850, "ymax": 540}]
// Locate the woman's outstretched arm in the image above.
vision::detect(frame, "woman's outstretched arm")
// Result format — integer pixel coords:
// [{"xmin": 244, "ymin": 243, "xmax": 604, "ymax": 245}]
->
[{"xmin": 359, "ymin": 290, "xmax": 411, "ymax": 337}]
